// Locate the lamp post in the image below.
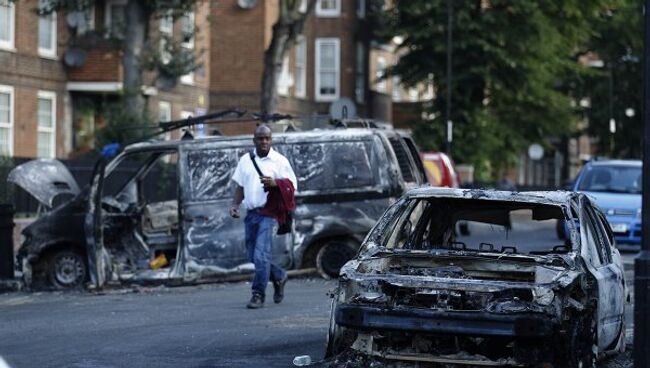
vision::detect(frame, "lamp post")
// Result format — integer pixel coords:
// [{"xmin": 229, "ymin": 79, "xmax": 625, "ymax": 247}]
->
[{"xmin": 634, "ymin": 0, "xmax": 650, "ymax": 366}]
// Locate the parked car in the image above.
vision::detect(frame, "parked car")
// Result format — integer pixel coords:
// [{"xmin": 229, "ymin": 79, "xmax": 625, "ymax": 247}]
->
[
  {"xmin": 10, "ymin": 127, "xmax": 425, "ymax": 289},
  {"xmin": 572, "ymin": 159, "xmax": 641, "ymax": 245},
  {"xmin": 420, "ymin": 151, "xmax": 459, "ymax": 188},
  {"xmin": 326, "ymin": 188, "xmax": 626, "ymax": 367}
]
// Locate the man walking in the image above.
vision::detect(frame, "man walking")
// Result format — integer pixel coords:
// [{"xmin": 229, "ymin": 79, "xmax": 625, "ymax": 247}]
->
[{"xmin": 230, "ymin": 125, "xmax": 297, "ymax": 309}]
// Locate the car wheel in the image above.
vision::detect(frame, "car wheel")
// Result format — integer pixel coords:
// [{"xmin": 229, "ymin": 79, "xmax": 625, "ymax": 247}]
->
[
  {"xmin": 316, "ymin": 240, "xmax": 358, "ymax": 279},
  {"xmin": 565, "ymin": 314, "xmax": 597, "ymax": 368},
  {"xmin": 47, "ymin": 249, "xmax": 87, "ymax": 289}
]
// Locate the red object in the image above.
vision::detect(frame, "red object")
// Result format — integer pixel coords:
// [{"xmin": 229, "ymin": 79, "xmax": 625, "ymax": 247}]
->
[
  {"xmin": 260, "ymin": 179, "xmax": 296, "ymax": 224},
  {"xmin": 420, "ymin": 152, "xmax": 460, "ymax": 188}
]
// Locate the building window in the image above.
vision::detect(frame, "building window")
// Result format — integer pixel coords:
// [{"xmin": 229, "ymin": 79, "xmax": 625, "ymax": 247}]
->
[
  {"xmin": 356, "ymin": 0, "xmax": 365, "ymax": 18},
  {"xmin": 277, "ymin": 55, "xmax": 292, "ymax": 96},
  {"xmin": 391, "ymin": 76, "xmax": 401, "ymax": 102},
  {"xmin": 355, "ymin": 42, "xmax": 365, "ymax": 104},
  {"xmin": 0, "ymin": 85, "xmax": 13, "ymax": 156},
  {"xmin": 38, "ymin": 0, "xmax": 57, "ymax": 58},
  {"xmin": 316, "ymin": 0, "xmax": 340, "ymax": 17},
  {"xmin": 294, "ymin": 37, "xmax": 306, "ymax": 98},
  {"xmin": 180, "ymin": 11, "xmax": 195, "ymax": 85},
  {"xmin": 37, "ymin": 91, "xmax": 56, "ymax": 158},
  {"xmin": 0, "ymin": 0, "xmax": 15, "ymax": 51},
  {"xmin": 105, "ymin": 0, "xmax": 126, "ymax": 38},
  {"xmin": 315, "ymin": 38, "xmax": 340, "ymax": 101},
  {"xmin": 158, "ymin": 101, "xmax": 172, "ymax": 140},
  {"xmin": 375, "ymin": 56, "xmax": 387, "ymax": 92},
  {"xmin": 159, "ymin": 11, "xmax": 173, "ymax": 65}
]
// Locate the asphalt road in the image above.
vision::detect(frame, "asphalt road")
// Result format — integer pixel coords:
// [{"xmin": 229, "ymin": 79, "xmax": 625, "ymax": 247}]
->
[
  {"xmin": 0, "ymin": 278, "xmax": 336, "ymax": 368},
  {"xmin": 0, "ymin": 252, "xmax": 638, "ymax": 368}
]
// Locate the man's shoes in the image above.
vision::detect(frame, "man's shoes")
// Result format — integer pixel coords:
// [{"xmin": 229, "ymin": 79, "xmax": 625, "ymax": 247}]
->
[
  {"xmin": 273, "ymin": 274, "xmax": 288, "ymax": 304},
  {"xmin": 246, "ymin": 293, "xmax": 264, "ymax": 309}
]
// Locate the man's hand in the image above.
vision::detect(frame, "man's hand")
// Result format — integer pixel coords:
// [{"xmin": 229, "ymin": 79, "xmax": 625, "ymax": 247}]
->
[
  {"xmin": 260, "ymin": 176, "xmax": 277, "ymax": 189},
  {"xmin": 229, "ymin": 204, "xmax": 240, "ymax": 218}
]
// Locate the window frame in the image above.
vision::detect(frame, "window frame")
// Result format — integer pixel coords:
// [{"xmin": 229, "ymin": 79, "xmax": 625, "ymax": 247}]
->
[
  {"xmin": 0, "ymin": 0, "xmax": 16, "ymax": 51},
  {"xmin": 355, "ymin": 42, "xmax": 365, "ymax": 104},
  {"xmin": 38, "ymin": 0, "xmax": 57, "ymax": 58},
  {"xmin": 158, "ymin": 101, "xmax": 172, "ymax": 140},
  {"xmin": 0, "ymin": 84, "xmax": 14, "ymax": 156},
  {"xmin": 37, "ymin": 90, "xmax": 57, "ymax": 158},
  {"xmin": 356, "ymin": 0, "xmax": 365, "ymax": 18},
  {"xmin": 316, "ymin": 0, "xmax": 341, "ymax": 17},
  {"xmin": 294, "ymin": 36, "xmax": 307, "ymax": 98},
  {"xmin": 315, "ymin": 37, "xmax": 340, "ymax": 102},
  {"xmin": 104, "ymin": 0, "xmax": 127, "ymax": 38}
]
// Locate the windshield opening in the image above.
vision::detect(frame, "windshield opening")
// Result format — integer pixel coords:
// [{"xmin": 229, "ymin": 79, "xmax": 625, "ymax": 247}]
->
[
  {"xmin": 381, "ymin": 198, "xmax": 570, "ymax": 255},
  {"xmin": 578, "ymin": 165, "xmax": 642, "ymax": 194}
]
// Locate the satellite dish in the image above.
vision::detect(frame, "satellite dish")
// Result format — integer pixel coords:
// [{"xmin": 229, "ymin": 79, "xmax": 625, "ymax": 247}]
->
[
  {"xmin": 63, "ymin": 48, "xmax": 87, "ymax": 67},
  {"xmin": 237, "ymin": 0, "xmax": 258, "ymax": 9},
  {"xmin": 329, "ymin": 97, "xmax": 357, "ymax": 120}
]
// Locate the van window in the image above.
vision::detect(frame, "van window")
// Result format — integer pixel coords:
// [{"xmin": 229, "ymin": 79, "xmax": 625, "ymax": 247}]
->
[
  {"xmin": 186, "ymin": 147, "xmax": 249, "ymax": 201},
  {"xmin": 288, "ymin": 140, "xmax": 377, "ymax": 191},
  {"xmin": 388, "ymin": 136, "xmax": 416, "ymax": 182}
]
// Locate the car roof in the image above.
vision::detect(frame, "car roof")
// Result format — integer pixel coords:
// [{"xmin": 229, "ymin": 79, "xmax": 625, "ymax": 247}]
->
[
  {"xmin": 406, "ymin": 187, "xmax": 578, "ymax": 206},
  {"xmin": 122, "ymin": 128, "xmax": 390, "ymax": 153},
  {"xmin": 588, "ymin": 159, "xmax": 641, "ymax": 167}
]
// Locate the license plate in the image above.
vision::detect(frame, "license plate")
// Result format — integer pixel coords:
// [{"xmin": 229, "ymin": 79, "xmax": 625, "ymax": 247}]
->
[{"xmin": 611, "ymin": 223, "xmax": 628, "ymax": 234}]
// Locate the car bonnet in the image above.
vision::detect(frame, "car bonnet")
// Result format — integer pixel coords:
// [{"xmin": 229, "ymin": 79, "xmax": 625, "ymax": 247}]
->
[{"xmin": 8, "ymin": 159, "xmax": 80, "ymax": 208}]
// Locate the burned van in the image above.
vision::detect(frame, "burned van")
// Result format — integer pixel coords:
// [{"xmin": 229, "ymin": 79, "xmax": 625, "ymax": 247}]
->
[{"xmin": 11, "ymin": 128, "xmax": 425, "ymax": 289}]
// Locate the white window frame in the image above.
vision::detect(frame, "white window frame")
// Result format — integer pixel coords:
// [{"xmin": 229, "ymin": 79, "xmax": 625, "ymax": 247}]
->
[
  {"xmin": 0, "ymin": 1, "xmax": 16, "ymax": 51},
  {"xmin": 391, "ymin": 76, "xmax": 402, "ymax": 102},
  {"xmin": 158, "ymin": 101, "xmax": 172, "ymax": 140},
  {"xmin": 375, "ymin": 56, "xmax": 387, "ymax": 92},
  {"xmin": 356, "ymin": 0, "xmax": 366, "ymax": 18},
  {"xmin": 180, "ymin": 11, "xmax": 195, "ymax": 50},
  {"xmin": 38, "ymin": 0, "xmax": 57, "ymax": 58},
  {"xmin": 277, "ymin": 55, "xmax": 292, "ymax": 96},
  {"xmin": 0, "ymin": 85, "xmax": 14, "ymax": 156},
  {"xmin": 37, "ymin": 90, "xmax": 57, "ymax": 158},
  {"xmin": 316, "ymin": 0, "xmax": 340, "ymax": 17},
  {"xmin": 294, "ymin": 36, "xmax": 306, "ymax": 98},
  {"xmin": 180, "ymin": 72, "xmax": 195, "ymax": 86},
  {"xmin": 104, "ymin": 0, "xmax": 127, "ymax": 37},
  {"xmin": 315, "ymin": 38, "xmax": 340, "ymax": 102}
]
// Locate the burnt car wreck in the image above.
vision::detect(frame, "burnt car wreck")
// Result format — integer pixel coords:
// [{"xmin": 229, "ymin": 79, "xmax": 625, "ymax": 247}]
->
[
  {"xmin": 326, "ymin": 188, "xmax": 627, "ymax": 367},
  {"xmin": 9, "ymin": 123, "xmax": 425, "ymax": 289}
]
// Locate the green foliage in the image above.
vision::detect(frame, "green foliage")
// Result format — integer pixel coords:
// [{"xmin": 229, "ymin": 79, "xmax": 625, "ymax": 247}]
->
[
  {"xmin": 381, "ymin": 0, "xmax": 611, "ymax": 179},
  {"xmin": 94, "ymin": 100, "xmax": 155, "ymax": 149},
  {"xmin": 579, "ymin": 0, "xmax": 643, "ymax": 158}
]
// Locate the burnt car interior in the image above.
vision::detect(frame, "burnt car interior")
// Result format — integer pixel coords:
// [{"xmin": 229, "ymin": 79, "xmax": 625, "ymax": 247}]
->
[
  {"xmin": 388, "ymin": 198, "xmax": 570, "ymax": 256},
  {"xmin": 101, "ymin": 150, "xmax": 179, "ymax": 275}
]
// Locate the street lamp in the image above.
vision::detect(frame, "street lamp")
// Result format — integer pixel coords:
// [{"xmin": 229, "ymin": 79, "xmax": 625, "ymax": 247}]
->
[{"xmin": 445, "ymin": 0, "xmax": 453, "ymax": 155}]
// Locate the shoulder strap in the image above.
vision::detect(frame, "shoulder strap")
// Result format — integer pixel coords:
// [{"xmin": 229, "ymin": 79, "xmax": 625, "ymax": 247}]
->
[{"xmin": 249, "ymin": 151, "xmax": 265, "ymax": 176}]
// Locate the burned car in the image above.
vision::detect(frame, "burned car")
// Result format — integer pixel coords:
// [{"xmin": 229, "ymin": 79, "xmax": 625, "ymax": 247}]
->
[
  {"xmin": 326, "ymin": 188, "xmax": 626, "ymax": 367},
  {"xmin": 10, "ymin": 127, "xmax": 425, "ymax": 289}
]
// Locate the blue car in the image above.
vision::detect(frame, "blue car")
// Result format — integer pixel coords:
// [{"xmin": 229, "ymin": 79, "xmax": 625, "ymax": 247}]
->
[{"xmin": 573, "ymin": 159, "xmax": 642, "ymax": 245}]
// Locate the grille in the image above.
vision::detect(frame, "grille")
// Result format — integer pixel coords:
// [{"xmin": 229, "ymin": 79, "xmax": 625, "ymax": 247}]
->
[{"xmin": 388, "ymin": 137, "xmax": 415, "ymax": 182}]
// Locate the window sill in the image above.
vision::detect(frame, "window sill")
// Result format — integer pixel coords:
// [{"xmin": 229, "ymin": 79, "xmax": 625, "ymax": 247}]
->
[
  {"xmin": 38, "ymin": 52, "xmax": 58, "ymax": 60},
  {"xmin": 0, "ymin": 46, "xmax": 17, "ymax": 53}
]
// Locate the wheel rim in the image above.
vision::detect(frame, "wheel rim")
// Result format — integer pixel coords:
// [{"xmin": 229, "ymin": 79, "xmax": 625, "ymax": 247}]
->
[{"xmin": 55, "ymin": 254, "xmax": 85, "ymax": 286}]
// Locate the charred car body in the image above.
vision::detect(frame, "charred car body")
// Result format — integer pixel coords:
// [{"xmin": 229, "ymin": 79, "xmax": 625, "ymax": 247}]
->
[
  {"xmin": 326, "ymin": 188, "xmax": 626, "ymax": 367},
  {"xmin": 11, "ymin": 128, "xmax": 425, "ymax": 289}
]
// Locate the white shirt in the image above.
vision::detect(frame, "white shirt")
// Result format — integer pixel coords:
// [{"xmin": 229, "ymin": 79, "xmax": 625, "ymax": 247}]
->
[{"xmin": 231, "ymin": 148, "xmax": 297, "ymax": 210}]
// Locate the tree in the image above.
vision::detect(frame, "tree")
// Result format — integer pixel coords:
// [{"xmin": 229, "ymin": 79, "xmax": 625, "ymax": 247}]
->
[
  {"xmin": 380, "ymin": 0, "xmax": 611, "ymax": 180},
  {"xmin": 579, "ymin": 0, "xmax": 643, "ymax": 158},
  {"xmin": 37, "ymin": 0, "xmax": 202, "ymax": 144},
  {"xmin": 261, "ymin": 0, "xmax": 316, "ymax": 114}
]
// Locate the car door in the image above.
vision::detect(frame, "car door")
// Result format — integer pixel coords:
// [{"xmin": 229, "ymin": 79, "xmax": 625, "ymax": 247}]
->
[
  {"xmin": 579, "ymin": 198, "xmax": 625, "ymax": 350},
  {"xmin": 85, "ymin": 158, "xmax": 109, "ymax": 288},
  {"xmin": 178, "ymin": 144, "xmax": 293, "ymax": 276}
]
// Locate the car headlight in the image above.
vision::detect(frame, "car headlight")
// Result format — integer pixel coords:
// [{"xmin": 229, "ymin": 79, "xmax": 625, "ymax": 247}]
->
[{"xmin": 533, "ymin": 287, "xmax": 555, "ymax": 306}]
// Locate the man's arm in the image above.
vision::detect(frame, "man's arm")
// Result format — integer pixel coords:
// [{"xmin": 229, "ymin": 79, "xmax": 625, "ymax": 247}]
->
[{"xmin": 230, "ymin": 185, "xmax": 244, "ymax": 218}]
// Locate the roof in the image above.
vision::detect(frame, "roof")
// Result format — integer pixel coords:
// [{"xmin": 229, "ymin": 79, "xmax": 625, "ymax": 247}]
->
[
  {"xmin": 588, "ymin": 159, "xmax": 641, "ymax": 167},
  {"xmin": 406, "ymin": 187, "xmax": 578, "ymax": 206},
  {"xmin": 122, "ymin": 128, "xmax": 389, "ymax": 154}
]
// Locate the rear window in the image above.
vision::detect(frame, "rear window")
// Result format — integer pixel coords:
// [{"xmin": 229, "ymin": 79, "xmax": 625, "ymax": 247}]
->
[
  {"xmin": 388, "ymin": 136, "xmax": 416, "ymax": 183},
  {"xmin": 578, "ymin": 164, "xmax": 642, "ymax": 194},
  {"xmin": 287, "ymin": 139, "xmax": 378, "ymax": 192}
]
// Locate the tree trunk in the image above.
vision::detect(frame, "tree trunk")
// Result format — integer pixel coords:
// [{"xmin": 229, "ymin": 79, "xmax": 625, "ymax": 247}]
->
[{"xmin": 122, "ymin": 0, "xmax": 149, "ymax": 117}]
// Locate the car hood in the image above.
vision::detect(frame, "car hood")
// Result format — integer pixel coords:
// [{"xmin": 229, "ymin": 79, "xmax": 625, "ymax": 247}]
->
[
  {"xmin": 583, "ymin": 191, "xmax": 641, "ymax": 211},
  {"xmin": 8, "ymin": 159, "xmax": 80, "ymax": 208}
]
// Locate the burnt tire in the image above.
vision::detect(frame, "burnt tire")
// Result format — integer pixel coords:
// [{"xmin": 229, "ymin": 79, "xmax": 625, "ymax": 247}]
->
[
  {"xmin": 47, "ymin": 249, "xmax": 87, "ymax": 289},
  {"xmin": 316, "ymin": 240, "xmax": 358, "ymax": 279},
  {"xmin": 564, "ymin": 314, "xmax": 597, "ymax": 368}
]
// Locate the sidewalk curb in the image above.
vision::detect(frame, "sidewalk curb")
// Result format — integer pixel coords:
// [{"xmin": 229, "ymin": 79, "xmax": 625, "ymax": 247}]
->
[{"xmin": 0, "ymin": 278, "xmax": 23, "ymax": 293}]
